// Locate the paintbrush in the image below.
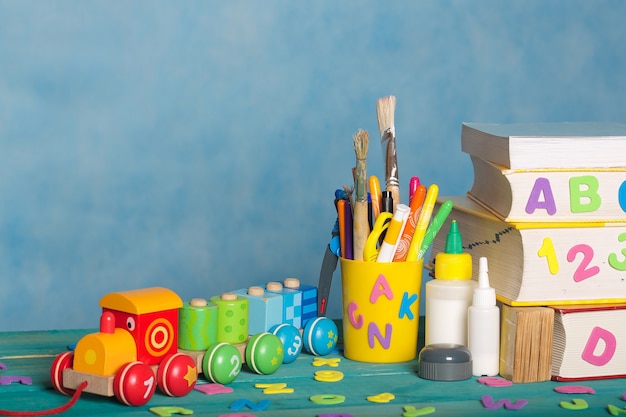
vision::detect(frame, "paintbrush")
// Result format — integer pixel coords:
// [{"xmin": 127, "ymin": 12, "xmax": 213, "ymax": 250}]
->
[
  {"xmin": 352, "ymin": 129, "xmax": 369, "ymax": 261},
  {"xmin": 376, "ymin": 95, "xmax": 400, "ymax": 212}
]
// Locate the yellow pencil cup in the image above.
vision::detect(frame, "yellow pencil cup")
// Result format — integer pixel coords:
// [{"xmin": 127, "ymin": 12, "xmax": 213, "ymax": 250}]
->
[{"xmin": 340, "ymin": 258, "xmax": 423, "ymax": 363}]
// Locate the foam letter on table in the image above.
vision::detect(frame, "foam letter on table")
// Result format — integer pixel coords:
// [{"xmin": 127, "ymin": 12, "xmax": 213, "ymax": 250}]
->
[
  {"xmin": 368, "ymin": 322, "xmax": 392, "ymax": 349},
  {"xmin": 194, "ymin": 383, "xmax": 234, "ymax": 395},
  {"xmin": 607, "ymin": 404, "xmax": 626, "ymax": 416},
  {"xmin": 0, "ymin": 376, "xmax": 32, "ymax": 385},
  {"xmin": 581, "ymin": 326, "xmax": 616, "ymax": 366},
  {"xmin": 525, "ymin": 177, "xmax": 557, "ymax": 215},
  {"xmin": 569, "ymin": 176, "xmax": 601, "ymax": 213},
  {"xmin": 318, "ymin": 414, "xmax": 353, "ymax": 417},
  {"xmin": 149, "ymin": 406, "xmax": 194, "ymax": 416},
  {"xmin": 481, "ymin": 395, "xmax": 528, "ymax": 410},
  {"xmin": 370, "ymin": 274, "xmax": 393, "ymax": 303},
  {"xmin": 229, "ymin": 399, "xmax": 270, "ymax": 411}
]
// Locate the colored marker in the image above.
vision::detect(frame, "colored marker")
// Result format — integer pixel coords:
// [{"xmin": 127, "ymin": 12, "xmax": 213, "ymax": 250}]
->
[
  {"xmin": 406, "ymin": 184, "xmax": 439, "ymax": 262},
  {"xmin": 376, "ymin": 204, "xmax": 410, "ymax": 262},
  {"xmin": 344, "ymin": 199, "xmax": 354, "ymax": 260},
  {"xmin": 416, "ymin": 199, "xmax": 454, "ymax": 260},
  {"xmin": 337, "ymin": 199, "xmax": 347, "ymax": 259},
  {"xmin": 409, "ymin": 176, "xmax": 420, "ymax": 205},
  {"xmin": 369, "ymin": 176, "xmax": 382, "ymax": 222},
  {"xmin": 393, "ymin": 184, "xmax": 426, "ymax": 261}
]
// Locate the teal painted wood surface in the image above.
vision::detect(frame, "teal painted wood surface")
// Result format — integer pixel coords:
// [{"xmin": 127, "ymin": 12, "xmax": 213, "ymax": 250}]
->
[{"xmin": 1, "ymin": 328, "xmax": 626, "ymax": 416}]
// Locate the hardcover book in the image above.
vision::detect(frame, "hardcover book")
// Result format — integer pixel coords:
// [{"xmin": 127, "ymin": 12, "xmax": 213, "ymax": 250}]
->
[
  {"xmin": 461, "ymin": 122, "xmax": 626, "ymax": 170},
  {"xmin": 551, "ymin": 304, "xmax": 626, "ymax": 381},
  {"xmin": 468, "ymin": 155, "xmax": 626, "ymax": 223},
  {"xmin": 429, "ymin": 196, "xmax": 626, "ymax": 305}
]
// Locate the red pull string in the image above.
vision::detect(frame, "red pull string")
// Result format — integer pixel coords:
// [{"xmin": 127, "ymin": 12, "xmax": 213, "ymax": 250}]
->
[{"xmin": 0, "ymin": 381, "xmax": 88, "ymax": 416}]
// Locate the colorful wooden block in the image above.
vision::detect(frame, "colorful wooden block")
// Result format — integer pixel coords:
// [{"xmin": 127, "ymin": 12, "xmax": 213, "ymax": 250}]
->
[
  {"xmin": 209, "ymin": 293, "xmax": 249, "ymax": 344},
  {"xmin": 233, "ymin": 286, "xmax": 282, "ymax": 335},
  {"xmin": 284, "ymin": 278, "xmax": 317, "ymax": 328},
  {"xmin": 178, "ymin": 298, "xmax": 218, "ymax": 351},
  {"xmin": 99, "ymin": 287, "xmax": 183, "ymax": 366},
  {"xmin": 265, "ymin": 281, "xmax": 302, "ymax": 328}
]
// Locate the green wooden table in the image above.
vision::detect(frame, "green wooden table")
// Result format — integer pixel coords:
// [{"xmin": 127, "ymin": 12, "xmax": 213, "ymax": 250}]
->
[{"xmin": 1, "ymin": 328, "xmax": 626, "ymax": 416}]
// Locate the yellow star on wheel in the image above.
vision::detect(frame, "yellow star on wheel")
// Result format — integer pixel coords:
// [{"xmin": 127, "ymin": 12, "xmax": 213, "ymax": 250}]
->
[
  {"xmin": 184, "ymin": 365, "xmax": 197, "ymax": 387},
  {"xmin": 276, "ymin": 345, "xmax": 284, "ymax": 355},
  {"xmin": 327, "ymin": 330, "xmax": 335, "ymax": 339},
  {"xmin": 271, "ymin": 356, "xmax": 279, "ymax": 366}
]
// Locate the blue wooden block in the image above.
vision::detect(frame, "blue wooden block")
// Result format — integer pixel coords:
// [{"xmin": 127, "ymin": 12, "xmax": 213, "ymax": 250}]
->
[
  {"xmin": 266, "ymin": 281, "xmax": 302, "ymax": 329},
  {"xmin": 283, "ymin": 279, "xmax": 317, "ymax": 328},
  {"xmin": 233, "ymin": 287, "xmax": 283, "ymax": 334},
  {"xmin": 297, "ymin": 284, "xmax": 318, "ymax": 327}
]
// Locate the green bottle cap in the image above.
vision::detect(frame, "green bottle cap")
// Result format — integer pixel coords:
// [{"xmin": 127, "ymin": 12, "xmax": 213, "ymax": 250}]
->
[{"xmin": 444, "ymin": 220, "xmax": 463, "ymax": 254}]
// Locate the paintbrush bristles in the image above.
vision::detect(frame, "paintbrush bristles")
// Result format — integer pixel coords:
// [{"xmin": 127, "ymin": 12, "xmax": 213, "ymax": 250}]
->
[
  {"xmin": 353, "ymin": 129, "xmax": 369, "ymax": 203},
  {"xmin": 376, "ymin": 96, "xmax": 396, "ymax": 136},
  {"xmin": 376, "ymin": 95, "xmax": 400, "ymax": 210}
]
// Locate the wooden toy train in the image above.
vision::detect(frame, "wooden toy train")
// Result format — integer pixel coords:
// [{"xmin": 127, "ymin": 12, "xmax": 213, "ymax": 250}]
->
[{"xmin": 50, "ymin": 278, "xmax": 338, "ymax": 406}]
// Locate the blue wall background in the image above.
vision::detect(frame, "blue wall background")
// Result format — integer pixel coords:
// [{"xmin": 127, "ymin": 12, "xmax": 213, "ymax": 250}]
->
[{"xmin": 2, "ymin": 1, "xmax": 626, "ymax": 331}]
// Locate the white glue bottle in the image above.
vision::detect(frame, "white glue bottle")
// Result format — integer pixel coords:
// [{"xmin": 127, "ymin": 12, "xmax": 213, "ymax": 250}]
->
[
  {"xmin": 468, "ymin": 256, "xmax": 500, "ymax": 376},
  {"xmin": 425, "ymin": 220, "xmax": 476, "ymax": 346}
]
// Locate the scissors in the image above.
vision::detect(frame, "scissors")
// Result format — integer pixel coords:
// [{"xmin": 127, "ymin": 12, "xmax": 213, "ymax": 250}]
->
[
  {"xmin": 317, "ymin": 190, "xmax": 347, "ymax": 316},
  {"xmin": 363, "ymin": 212, "xmax": 393, "ymax": 262}
]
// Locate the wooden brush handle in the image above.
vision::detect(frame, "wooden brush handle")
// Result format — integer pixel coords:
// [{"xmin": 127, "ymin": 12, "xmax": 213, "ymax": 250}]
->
[{"xmin": 352, "ymin": 201, "xmax": 369, "ymax": 261}]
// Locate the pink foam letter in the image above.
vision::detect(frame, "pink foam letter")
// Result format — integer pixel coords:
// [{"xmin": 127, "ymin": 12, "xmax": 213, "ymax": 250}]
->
[
  {"xmin": 581, "ymin": 326, "xmax": 616, "ymax": 366},
  {"xmin": 347, "ymin": 301, "xmax": 363, "ymax": 329},
  {"xmin": 370, "ymin": 274, "xmax": 393, "ymax": 304}
]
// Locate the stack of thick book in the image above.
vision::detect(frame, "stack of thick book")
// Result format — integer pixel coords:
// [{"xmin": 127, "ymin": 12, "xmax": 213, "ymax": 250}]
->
[{"xmin": 431, "ymin": 122, "xmax": 626, "ymax": 382}]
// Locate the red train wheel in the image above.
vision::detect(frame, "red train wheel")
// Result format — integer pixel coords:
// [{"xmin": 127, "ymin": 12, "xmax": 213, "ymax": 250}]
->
[
  {"xmin": 50, "ymin": 351, "xmax": 75, "ymax": 396},
  {"xmin": 157, "ymin": 353, "xmax": 197, "ymax": 397},
  {"xmin": 113, "ymin": 362, "xmax": 156, "ymax": 406}
]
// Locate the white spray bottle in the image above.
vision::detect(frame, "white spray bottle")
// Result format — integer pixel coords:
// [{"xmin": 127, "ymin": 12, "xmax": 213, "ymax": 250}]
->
[{"xmin": 467, "ymin": 257, "xmax": 500, "ymax": 376}]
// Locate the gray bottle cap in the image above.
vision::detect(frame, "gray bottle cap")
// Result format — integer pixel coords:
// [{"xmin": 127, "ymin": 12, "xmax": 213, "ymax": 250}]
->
[{"xmin": 418, "ymin": 343, "xmax": 473, "ymax": 381}]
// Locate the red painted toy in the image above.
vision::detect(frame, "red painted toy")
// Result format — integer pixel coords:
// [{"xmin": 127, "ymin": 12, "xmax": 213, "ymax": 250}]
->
[{"xmin": 51, "ymin": 287, "xmax": 196, "ymax": 406}]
